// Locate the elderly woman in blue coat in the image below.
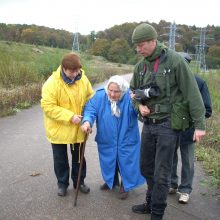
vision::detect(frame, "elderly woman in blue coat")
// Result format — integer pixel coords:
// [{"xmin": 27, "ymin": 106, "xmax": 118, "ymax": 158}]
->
[{"xmin": 81, "ymin": 75, "xmax": 145, "ymax": 199}]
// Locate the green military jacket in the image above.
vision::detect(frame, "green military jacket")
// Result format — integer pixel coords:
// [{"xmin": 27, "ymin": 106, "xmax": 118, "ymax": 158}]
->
[{"xmin": 130, "ymin": 47, "xmax": 206, "ymax": 130}]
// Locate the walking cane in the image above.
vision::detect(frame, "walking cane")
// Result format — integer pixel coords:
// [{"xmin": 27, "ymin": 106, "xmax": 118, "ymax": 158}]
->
[{"xmin": 74, "ymin": 133, "xmax": 88, "ymax": 207}]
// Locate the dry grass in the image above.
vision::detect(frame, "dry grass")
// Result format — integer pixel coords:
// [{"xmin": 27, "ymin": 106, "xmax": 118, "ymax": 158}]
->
[{"xmin": 0, "ymin": 83, "xmax": 43, "ymax": 117}]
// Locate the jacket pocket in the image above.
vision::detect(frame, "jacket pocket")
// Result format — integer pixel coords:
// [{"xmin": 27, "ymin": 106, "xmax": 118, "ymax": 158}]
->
[{"xmin": 171, "ymin": 101, "xmax": 192, "ymax": 131}]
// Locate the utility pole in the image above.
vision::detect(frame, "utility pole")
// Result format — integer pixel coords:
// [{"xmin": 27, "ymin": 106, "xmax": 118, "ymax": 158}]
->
[{"xmin": 72, "ymin": 31, "xmax": 79, "ymax": 52}]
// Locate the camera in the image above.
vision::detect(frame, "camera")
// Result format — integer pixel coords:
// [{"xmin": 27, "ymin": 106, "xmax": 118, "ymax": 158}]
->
[{"xmin": 134, "ymin": 82, "xmax": 161, "ymax": 101}]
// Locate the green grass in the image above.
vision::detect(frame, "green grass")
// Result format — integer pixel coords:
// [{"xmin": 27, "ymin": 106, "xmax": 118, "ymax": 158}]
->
[
  {"xmin": 0, "ymin": 41, "xmax": 69, "ymax": 87},
  {"xmin": 189, "ymin": 61, "xmax": 220, "ymax": 190},
  {"xmin": 195, "ymin": 70, "xmax": 220, "ymax": 190}
]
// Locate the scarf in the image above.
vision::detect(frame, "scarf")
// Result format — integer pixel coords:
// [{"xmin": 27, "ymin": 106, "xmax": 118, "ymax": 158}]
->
[
  {"xmin": 61, "ymin": 69, "xmax": 82, "ymax": 85},
  {"xmin": 109, "ymin": 100, "xmax": 121, "ymax": 117}
]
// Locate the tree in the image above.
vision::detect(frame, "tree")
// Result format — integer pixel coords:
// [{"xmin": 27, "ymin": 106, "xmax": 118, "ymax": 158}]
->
[
  {"xmin": 91, "ymin": 39, "xmax": 111, "ymax": 59},
  {"xmin": 208, "ymin": 45, "xmax": 220, "ymax": 57},
  {"xmin": 214, "ymin": 27, "xmax": 220, "ymax": 41},
  {"xmin": 89, "ymin": 31, "xmax": 96, "ymax": 45},
  {"xmin": 20, "ymin": 28, "xmax": 35, "ymax": 44},
  {"xmin": 107, "ymin": 39, "xmax": 132, "ymax": 64}
]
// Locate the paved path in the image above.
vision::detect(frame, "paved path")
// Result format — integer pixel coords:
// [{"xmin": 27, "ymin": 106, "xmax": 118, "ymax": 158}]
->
[{"xmin": 0, "ymin": 74, "xmax": 219, "ymax": 220}]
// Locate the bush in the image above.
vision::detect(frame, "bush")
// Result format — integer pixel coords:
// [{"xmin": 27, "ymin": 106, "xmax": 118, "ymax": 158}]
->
[{"xmin": 206, "ymin": 55, "xmax": 220, "ymax": 69}]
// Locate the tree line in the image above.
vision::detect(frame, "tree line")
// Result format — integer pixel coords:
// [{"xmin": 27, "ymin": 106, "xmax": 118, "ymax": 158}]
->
[{"xmin": 0, "ymin": 21, "xmax": 220, "ymax": 68}]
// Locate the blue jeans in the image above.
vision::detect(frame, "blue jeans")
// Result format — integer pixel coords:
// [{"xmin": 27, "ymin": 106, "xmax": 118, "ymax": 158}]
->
[
  {"xmin": 140, "ymin": 120, "xmax": 178, "ymax": 216},
  {"xmin": 171, "ymin": 140, "xmax": 195, "ymax": 194},
  {"xmin": 51, "ymin": 143, "xmax": 87, "ymax": 189}
]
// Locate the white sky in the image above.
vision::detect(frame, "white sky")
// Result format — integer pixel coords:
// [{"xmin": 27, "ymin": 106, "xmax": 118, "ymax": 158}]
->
[{"xmin": 0, "ymin": 0, "xmax": 219, "ymax": 35}]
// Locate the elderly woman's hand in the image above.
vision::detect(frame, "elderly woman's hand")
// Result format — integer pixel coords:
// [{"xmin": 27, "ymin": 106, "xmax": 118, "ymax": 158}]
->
[
  {"xmin": 81, "ymin": 121, "xmax": 92, "ymax": 134},
  {"xmin": 130, "ymin": 91, "xmax": 135, "ymax": 99}
]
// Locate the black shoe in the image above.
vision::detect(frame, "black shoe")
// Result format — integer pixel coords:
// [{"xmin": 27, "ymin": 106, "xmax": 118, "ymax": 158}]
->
[
  {"xmin": 132, "ymin": 203, "xmax": 151, "ymax": 214},
  {"xmin": 57, "ymin": 187, "xmax": 67, "ymax": 196},
  {"xmin": 79, "ymin": 184, "xmax": 90, "ymax": 194},
  {"xmin": 100, "ymin": 183, "xmax": 110, "ymax": 190},
  {"xmin": 151, "ymin": 214, "xmax": 163, "ymax": 220}
]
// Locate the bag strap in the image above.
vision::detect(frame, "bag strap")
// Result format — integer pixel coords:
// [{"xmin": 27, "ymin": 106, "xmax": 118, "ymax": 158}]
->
[
  {"xmin": 138, "ymin": 57, "xmax": 160, "ymax": 86},
  {"xmin": 150, "ymin": 57, "xmax": 160, "ymax": 83},
  {"xmin": 153, "ymin": 57, "xmax": 160, "ymax": 73}
]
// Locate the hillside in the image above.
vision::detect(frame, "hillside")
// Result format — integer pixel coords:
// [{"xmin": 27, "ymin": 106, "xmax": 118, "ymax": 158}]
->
[{"xmin": 0, "ymin": 40, "xmax": 133, "ymax": 117}]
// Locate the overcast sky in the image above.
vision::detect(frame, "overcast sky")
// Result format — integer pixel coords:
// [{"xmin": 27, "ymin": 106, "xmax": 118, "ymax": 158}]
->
[{"xmin": 0, "ymin": 0, "xmax": 219, "ymax": 35}]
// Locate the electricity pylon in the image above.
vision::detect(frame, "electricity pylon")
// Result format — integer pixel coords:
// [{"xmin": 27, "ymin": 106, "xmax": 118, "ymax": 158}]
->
[
  {"xmin": 72, "ymin": 32, "xmax": 79, "ymax": 52},
  {"xmin": 169, "ymin": 22, "xmax": 177, "ymax": 51},
  {"xmin": 195, "ymin": 28, "xmax": 207, "ymax": 72},
  {"xmin": 162, "ymin": 21, "xmax": 180, "ymax": 51}
]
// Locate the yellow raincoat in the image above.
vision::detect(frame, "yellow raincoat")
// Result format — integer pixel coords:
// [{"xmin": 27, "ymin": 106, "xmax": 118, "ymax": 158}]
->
[{"xmin": 41, "ymin": 66, "xmax": 94, "ymax": 144}]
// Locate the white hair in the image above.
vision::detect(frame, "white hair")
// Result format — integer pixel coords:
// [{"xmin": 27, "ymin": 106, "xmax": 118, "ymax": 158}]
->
[
  {"xmin": 104, "ymin": 75, "xmax": 129, "ymax": 117},
  {"xmin": 104, "ymin": 75, "xmax": 129, "ymax": 99}
]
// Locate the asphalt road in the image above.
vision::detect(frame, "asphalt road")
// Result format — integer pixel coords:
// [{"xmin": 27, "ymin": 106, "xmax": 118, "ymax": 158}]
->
[{"xmin": 0, "ymin": 74, "xmax": 219, "ymax": 220}]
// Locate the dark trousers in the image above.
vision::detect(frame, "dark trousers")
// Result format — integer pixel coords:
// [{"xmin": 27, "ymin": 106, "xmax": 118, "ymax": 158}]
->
[
  {"xmin": 171, "ymin": 140, "xmax": 195, "ymax": 194},
  {"xmin": 140, "ymin": 120, "xmax": 178, "ymax": 216},
  {"xmin": 51, "ymin": 143, "xmax": 86, "ymax": 189}
]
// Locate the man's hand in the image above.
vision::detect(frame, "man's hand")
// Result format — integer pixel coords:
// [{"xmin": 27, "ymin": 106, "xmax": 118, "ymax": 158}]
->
[
  {"xmin": 139, "ymin": 104, "xmax": 151, "ymax": 117},
  {"xmin": 71, "ymin": 115, "xmax": 83, "ymax": 124},
  {"xmin": 193, "ymin": 129, "xmax": 206, "ymax": 142},
  {"xmin": 81, "ymin": 121, "xmax": 92, "ymax": 134}
]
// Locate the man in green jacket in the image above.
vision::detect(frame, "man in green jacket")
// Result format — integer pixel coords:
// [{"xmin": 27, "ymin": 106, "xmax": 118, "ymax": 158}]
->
[{"xmin": 130, "ymin": 23, "xmax": 206, "ymax": 220}]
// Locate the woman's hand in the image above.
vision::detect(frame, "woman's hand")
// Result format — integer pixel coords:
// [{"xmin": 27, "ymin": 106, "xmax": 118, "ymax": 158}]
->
[
  {"xmin": 71, "ymin": 115, "xmax": 83, "ymax": 124},
  {"xmin": 130, "ymin": 91, "xmax": 135, "ymax": 99}
]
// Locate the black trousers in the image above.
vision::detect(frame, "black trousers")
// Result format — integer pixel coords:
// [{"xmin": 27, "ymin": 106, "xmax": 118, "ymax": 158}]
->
[
  {"xmin": 140, "ymin": 120, "xmax": 178, "ymax": 216},
  {"xmin": 51, "ymin": 143, "xmax": 86, "ymax": 189}
]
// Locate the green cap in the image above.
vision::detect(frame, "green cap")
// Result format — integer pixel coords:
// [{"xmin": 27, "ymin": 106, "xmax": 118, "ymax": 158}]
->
[{"xmin": 132, "ymin": 23, "xmax": 158, "ymax": 44}]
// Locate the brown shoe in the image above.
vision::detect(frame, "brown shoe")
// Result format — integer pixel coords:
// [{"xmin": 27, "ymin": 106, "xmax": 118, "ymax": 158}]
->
[
  {"xmin": 119, "ymin": 183, "xmax": 128, "ymax": 200},
  {"xmin": 100, "ymin": 183, "xmax": 110, "ymax": 190},
  {"xmin": 119, "ymin": 191, "xmax": 128, "ymax": 200}
]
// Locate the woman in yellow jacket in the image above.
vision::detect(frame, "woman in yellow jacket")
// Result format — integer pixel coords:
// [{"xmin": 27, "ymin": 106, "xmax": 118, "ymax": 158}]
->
[{"xmin": 41, "ymin": 52, "xmax": 94, "ymax": 196}]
